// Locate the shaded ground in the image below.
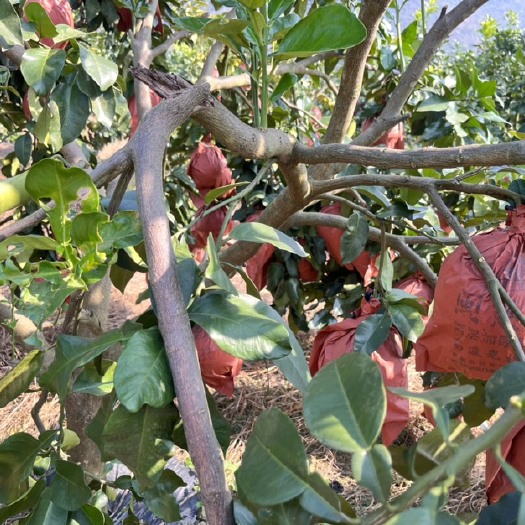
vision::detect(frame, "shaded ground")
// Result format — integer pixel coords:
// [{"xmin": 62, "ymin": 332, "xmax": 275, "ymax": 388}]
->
[{"xmin": 0, "ymin": 274, "xmax": 488, "ymax": 520}]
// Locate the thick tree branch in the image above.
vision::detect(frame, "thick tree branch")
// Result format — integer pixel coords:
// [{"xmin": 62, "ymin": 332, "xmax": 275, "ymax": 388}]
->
[
  {"xmin": 130, "ymin": 83, "xmax": 234, "ymax": 525},
  {"xmin": 199, "ymin": 41, "xmax": 225, "ymax": 81},
  {"xmin": 323, "ymin": 0, "xmax": 392, "ymax": 145},
  {"xmin": 355, "ymin": 0, "xmax": 488, "ymax": 147},
  {"xmin": 294, "ymin": 140, "xmax": 525, "ymax": 171},
  {"xmin": 428, "ymin": 187, "xmax": 525, "ymax": 362}
]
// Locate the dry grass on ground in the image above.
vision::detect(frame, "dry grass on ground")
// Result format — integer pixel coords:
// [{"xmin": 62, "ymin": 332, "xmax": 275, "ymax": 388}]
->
[{"xmin": 0, "ymin": 276, "xmax": 488, "ymax": 520}]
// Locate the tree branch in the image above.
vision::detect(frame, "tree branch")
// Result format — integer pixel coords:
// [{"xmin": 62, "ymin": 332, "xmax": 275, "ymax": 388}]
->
[
  {"xmin": 150, "ymin": 30, "xmax": 191, "ymax": 59},
  {"xmin": 130, "ymin": 83, "xmax": 234, "ymax": 524},
  {"xmin": 355, "ymin": 0, "xmax": 489, "ymax": 147}
]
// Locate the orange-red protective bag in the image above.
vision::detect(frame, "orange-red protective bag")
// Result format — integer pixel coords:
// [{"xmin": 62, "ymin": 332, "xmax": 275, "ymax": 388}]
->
[
  {"xmin": 310, "ymin": 297, "xmax": 409, "ymax": 446},
  {"xmin": 394, "ymin": 272, "xmax": 434, "ymax": 315},
  {"xmin": 23, "ymin": 0, "xmax": 74, "ymax": 48},
  {"xmin": 187, "ymin": 139, "xmax": 233, "ymax": 193},
  {"xmin": 316, "ymin": 203, "xmax": 371, "ymax": 277},
  {"xmin": 362, "ymin": 118, "xmax": 405, "ymax": 150},
  {"xmin": 485, "ymin": 421, "xmax": 525, "ymax": 504},
  {"xmin": 192, "ymin": 325, "xmax": 243, "ymax": 397},
  {"xmin": 415, "ymin": 206, "xmax": 525, "ymax": 380},
  {"xmin": 245, "ymin": 212, "xmax": 275, "ymax": 290}
]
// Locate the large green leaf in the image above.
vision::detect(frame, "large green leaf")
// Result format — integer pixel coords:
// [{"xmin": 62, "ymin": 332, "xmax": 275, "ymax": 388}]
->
[
  {"xmin": 354, "ymin": 313, "xmax": 392, "ymax": 355},
  {"xmin": 21, "ymin": 48, "xmax": 66, "ymax": 96},
  {"xmin": 390, "ymin": 385, "xmax": 475, "ymax": 439},
  {"xmin": 40, "ymin": 326, "xmax": 138, "ymax": 401},
  {"xmin": 51, "ymin": 81, "xmax": 90, "ymax": 145},
  {"xmin": 275, "ymin": 4, "xmax": 366, "ymax": 58},
  {"xmin": 236, "ymin": 408, "xmax": 309, "ymax": 506},
  {"xmin": 229, "ymin": 223, "xmax": 307, "ymax": 256},
  {"xmin": 205, "ymin": 235, "xmax": 238, "ymax": 295},
  {"xmin": 270, "ymin": 73, "xmax": 298, "ymax": 102},
  {"xmin": 114, "ymin": 328, "xmax": 175, "ymax": 413},
  {"xmin": 259, "ymin": 300, "xmax": 311, "ymax": 392},
  {"xmin": 49, "ymin": 460, "xmax": 91, "ymax": 511},
  {"xmin": 0, "ymin": 350, "xmax": 43, "ymax": 409},
  {"xmin": 485, "ymin": 362, "xmax": 525, "ymax": 410},
  {"xmin": 299, "ymin": 472, "xmax": 355, "ymax": 523},
  {"xmin": 72, "ymin": 360, "xmax": 115, "ymax": 397},
  {"xmin": 340, "ymin": 213, "xmax": 368, "ymax": 265},
  {"xmin": 0, "ymin": 433, "xmax": 41, "ymax": 504},
  {"xmin": 101, "ymin": 404, "xmax": 179, "ymax": 489},
  {"xmin": 0, "ymin": 480, "xmax": 45, "ymax": 523},
  {"xmin": 0, "ymin": 236, "xmax": 58, "ymax": 263},
  {"xmin": 24, "ymin": 3, "xmax": 58, "ymax": 39},
  {"xmin": 0, "ymin": 0, "xmax": 23, "ymax": 46},
  {"xmin": 351, "ymin": 445, "xmax": 392, "ymax": 503},
  {"xmin": 142, "ymin": 470, "xmax": 183, "ymax": 522},
  {"xmin": 388, "ymin": 304, "xmax": 424, "ymax": 342},
  {"xmin": 188, "ymin": 291, "xmax": 292, "ymax": 361},
  {"xmin": 304, "ymin": 352, "xmax": 386, "ymax": 453},
  {"xmin": 78, "ymin": 44, "xmax": 118, "ymax": 91},
  {"xmin": 69, "ymin": 505, "xmax": 106, "ymax": 525},
  {"xmin": 25, "ymin": 159, "xmax": 99, "ymax": 245},
  {"xmin": 14, "ymin": 134, "xmax": 32, "ymax": 167},
  {"xmin": 268, "ymin": 0, "xmax": 294, "ymax": 20},
  {"xmin": 34, "ymin": 100, "xmax": 63, "ymax": 151},
  {"xmin": 20, "ymin": 487, "xmax": 68, "ymax": 525},
  {"xmin": 91, "ymin": 88, "xmax": 117, "ymax": 129},
  {"xmin": 173, "ymin": 241, "xmax": 200, "ymax": 307}
]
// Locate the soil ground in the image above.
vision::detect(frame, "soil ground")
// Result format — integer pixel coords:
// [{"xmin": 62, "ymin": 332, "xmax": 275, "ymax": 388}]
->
[{"xmin": 0, "ymin": 273, "xmax": 488, "ymax": 520}]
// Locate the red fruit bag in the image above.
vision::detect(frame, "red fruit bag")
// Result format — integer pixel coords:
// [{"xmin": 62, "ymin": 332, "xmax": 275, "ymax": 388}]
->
[
  {"xmin": 316, "ymin": 203, "xmax": 371, "ymax": 276},
  {"xmin": 394, "ymin": 272, "xmax": 434, "ymax": 315},
  {"xmin": 23, "ymin": 0, "xmax": 74, "ymax": 48},
  {"xmin": 485, "ymin": 421, "xmax": 525, "ymax": 504},
  {"xmin": 190, "ymin": 206, "xmax": 234, "ymax": 256},
  {"xmin": 362, "ymin": 117, "xmax": 405, "ymax": 150},
  {"xmin": 128, "ymin": 90, "xmax": 162, "ymax": 137},
  {"xmin": 188, "ymin": 140, "xmax": 233, "ymax": 193},
  {"xmin": 298, "ymin": 258, "xmax": 319, "ymax": 283},
  {"xmin": 245, "ymin": 212, "xmax": 275, "ymax": 290},
  {"xmin": 415, "ymin": 206, "xmax": 525, "ymax": 381},
  {"xmin": 192, "ymin": 325, "xmax": 243, "ymax": 397},
  {"xmin": 310, "ymin": 297, "xmax": 409, "ymax": 446}
]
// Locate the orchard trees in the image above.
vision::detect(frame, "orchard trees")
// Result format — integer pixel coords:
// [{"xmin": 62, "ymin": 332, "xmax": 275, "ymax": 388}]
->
[{"xmin": 1, "ymin": 0, "xmax": 525, "ymax": 524}]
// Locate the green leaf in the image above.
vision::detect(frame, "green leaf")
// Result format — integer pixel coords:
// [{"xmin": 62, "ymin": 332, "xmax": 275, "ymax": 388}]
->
[
  {"xmin": 21, "ymin": 48, "xmax": 66, "ymax": 96},
  {"xmin": 173, "ymin": 241, "xmax": 200, "ymax": 307},
  {"xmin": 389, "ymin": 385, "xmax": 475, "ymax": 439},
  {"xmin": 204, "ymin": 183, "xmax": 247, "ymax": 205},
  {"xmin": 53, "ymin": 24, "xmax": 87, "ymax": 43},
  {"xmin": 0, "ymin": 0, "xmax": 23, "ymax": 46},
  {"xmin": 92, "ymin": 88, "xmax": 117, "ymax": 128},
  {"xmin": 101, "ymin": 404, "xmax": 180, "ymax": 489},
  {"xmin": 268, "ymin": 0, "xmax": 294, "ymax": 20},
  {"xmin": 238, "ymin": 0, "xmax": 265, "ymax": 8},
  {"xmin": 51, "ymin": 81, "xmax": 90, "ymax": 145},
  {"xmin": 72, "ymin": 360, "xmax": 116, "ymax": 396},
  {"xmin": 20, "ymin": 487, "xmax": 68, "ymax": 525},
  {"xmin": 114, "ymin": 328, "xmax": 175, "ymax": 412},
  {"xmin": 378, "ymin": 253, "xmax": 393, "ymax": 291},
  {"xmin": 270, "ymin": 73, "xmax": 298, "ymax": 102},
  {"xmin": 352, "ymin": 445, "xmax": 392, "ymax": 503},
  {"xmin": 388, "ymin": 304, "xmax": 424, "ymax": 342},
  {"xmin": 40, "ymin": 326, "xmax": 138, "ymax": 401},
  {"xmin": 0, "ymin": 235, "xmax": 58, "ymax": 263},
  {"xmin": 14, "ymin": 134, "xmax": 32, "ymax": 166},
  {"xmin": 354, "ymin": 314, "xmax": 392, "ymax": 355},
  {"xmin": 340, "ymin": 213, "xmax": 368, "ymax": 265},
  {"xmin": 205, "ymin": 235, "xmax": 238, "ymax": 295},
  {"xmin": 188, "ymin": 291, "xmax": 292, "ymax": 361},
  {"xmin": 485, "ymin": 362, "xmax": 525, "ymax": 410},
  {"xmin": 384, "ymin": 289, "xmax": 426, "ymax": 314},
  {"xmin": 417, "ymin": 95, "xmax": 449, "ymax": 113},
  {"xmin": 236, "ymin": 408, "xmax": 309, "ymax": 506},
  {"xmin": 304, "ymin": 352, "xmax": 386, "ymax": 453},
  {"xmin": 69, "ymin": 504, "xmax": 106, "ymax": 525},
  {"xmin": 0, "ymin": 480, "xmax": 45, "ymax": 523},
  {"xmin": 78, "ymin": 44, "xmax": 118, "ymax": 91},
  {"xmin": 24, "ymin": 3, "xmax": 58, "ymax": 39},
  {"xmin": 0, "ymin": 433, "xmax": 41, "ymax": 504},
  {"xmin": 99, "ymin": 211, "xmax": 143, "ymax": 251},
  {"xmin": 25, "ymin": 159, "xmax": 99, "ymax": 244},
  {"xmin": 229, "ymin": 223, "xmax": 306, "ymax": 256},
  {"xmin": 477, "ymin": 492, "xmax": 522, "ymax": 525},
  {"xmin": 49, "ymin": 460, "xmax": 91, "ymax": 511},
  {"xmin": 275, "ymin": 5, "xmax": 366, "ymax": 58},
  {"xmin": 0, "ymin": 350, "xmax": 43, "ymax": 409},
  {"xmin": 299, "ymin": 472, "xmax": 355, "ymax": 523},
  {"xmin": 34, "ymin": 100, "xmax": 63, "ymax": 151},
  {"xmin": 142, "ymin": 470, "xmax": 183, "ymax": 522}
]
